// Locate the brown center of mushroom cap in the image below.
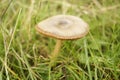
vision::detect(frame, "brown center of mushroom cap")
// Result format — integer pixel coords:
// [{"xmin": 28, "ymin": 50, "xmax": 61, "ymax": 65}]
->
[
  {"xmin": 36, "ymin": 15, "xmax": 89, "ymax": 40},
  {"xmin": 56, "ymin": 19, "xmax": 73, "ymax": 29}
]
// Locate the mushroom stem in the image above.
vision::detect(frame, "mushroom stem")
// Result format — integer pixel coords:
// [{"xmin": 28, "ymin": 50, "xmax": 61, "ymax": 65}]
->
[{"xmin": 50, "ymin": 39, "xmax": 62, "ymax": 64}]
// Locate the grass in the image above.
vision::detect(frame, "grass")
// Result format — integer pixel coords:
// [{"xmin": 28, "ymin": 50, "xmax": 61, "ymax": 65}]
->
[{"xmin": 0, "ymin": 0, "xmax": 120, "ymax": 80}]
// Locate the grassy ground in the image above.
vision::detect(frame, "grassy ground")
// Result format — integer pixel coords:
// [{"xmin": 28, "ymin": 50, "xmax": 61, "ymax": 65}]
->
[{"xmin": 0, "ymin": 0, "xmax": 120, "ymax": 80}]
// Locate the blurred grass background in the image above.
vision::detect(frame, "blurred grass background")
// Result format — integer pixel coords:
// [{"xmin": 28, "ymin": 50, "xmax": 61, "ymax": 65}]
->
[{"xmin": 0, "ymin": 0, "xmax": 120, "ymax": 80}]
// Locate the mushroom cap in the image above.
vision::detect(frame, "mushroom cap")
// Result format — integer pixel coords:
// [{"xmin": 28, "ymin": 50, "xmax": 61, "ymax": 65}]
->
[{"xmin": 36, "ymin": 15, "xmax": 89, "ymax": 40}]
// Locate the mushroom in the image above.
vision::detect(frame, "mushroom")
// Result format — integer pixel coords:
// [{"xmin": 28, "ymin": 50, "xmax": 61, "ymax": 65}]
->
[{"xmin": 36, "ymin": 15, "xmax": 89, "ymax": 64}]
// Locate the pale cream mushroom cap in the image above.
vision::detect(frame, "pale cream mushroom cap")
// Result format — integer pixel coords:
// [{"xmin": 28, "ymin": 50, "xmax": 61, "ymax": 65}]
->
[{"xmin": 36, "ymin": 15, "xmax": 89, "ymax": 40}]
